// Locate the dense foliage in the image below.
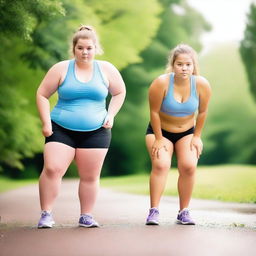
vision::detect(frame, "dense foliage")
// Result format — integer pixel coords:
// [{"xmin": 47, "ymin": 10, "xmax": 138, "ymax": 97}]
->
[
  {"xmin": 2, "ymin": 0, "xmax": 253, "ymax": 179},
  {"xmin": 0, "ymin": 0, "xmax": 65, "ymax": 170},
  {"xmin": 240, "ymin": 3, "xmax": 256, "ymax": 101},
  {"xmin": 0, "ymin": 0, "xmax": 161, "ymax": 175}
]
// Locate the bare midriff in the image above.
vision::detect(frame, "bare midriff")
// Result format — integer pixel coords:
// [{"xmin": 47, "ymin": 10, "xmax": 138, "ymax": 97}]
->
[{"xmin": 159, "ymin": 111, "xmax": 195, "ymax": 133}]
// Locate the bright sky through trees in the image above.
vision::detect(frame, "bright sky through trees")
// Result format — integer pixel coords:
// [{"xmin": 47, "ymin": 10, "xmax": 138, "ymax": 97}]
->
[{"xmin": 187, "ymin": 0, "xmax": 253, "ymax": 52}]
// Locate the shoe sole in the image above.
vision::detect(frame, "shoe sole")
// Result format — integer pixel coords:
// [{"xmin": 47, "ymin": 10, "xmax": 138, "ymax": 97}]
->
[
  {"xmin": 146, "ymin": 221, "xmax": 159, "ymax": 225},
  {"xmin": 79, "ymin": 223, "xmax": 99, "ymax": 228},
  {"xmin": 38, "ymin": 225, "xmax": 52, "ymax": 228},
  {"xmin": 38, "ymin": 221, "xmax": 55, "ymax": 229},
  {"xmin": 176, "ymin": 220, "xmax": 195, "ymax": 225}
]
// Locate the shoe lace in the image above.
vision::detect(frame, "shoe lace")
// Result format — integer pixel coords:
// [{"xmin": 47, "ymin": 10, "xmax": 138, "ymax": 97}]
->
[
  {"xmin": 179, "ymin": 209, "xmax": 189, "ymax": 218},
  {"xmin": 41, "ymin": 211, "xmax": 50, "ymax": 217},
  {"xmin": 81, "ymin": 215, "xmax": 92, "ymax": 222},
  {"xmin": 149, "ymin": 209, "xmax": 158, "ymax": 218},
  {"xmin": 184, "ymin": 210, "xmax": 189, "ymax": 217}
]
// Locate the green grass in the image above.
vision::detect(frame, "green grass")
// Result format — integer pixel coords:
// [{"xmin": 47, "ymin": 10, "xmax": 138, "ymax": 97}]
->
[
  {"xmin": 1, "ymin": 165, "xmax": 255, "ymax": 203},
  {"xmin": 101, "ymin": 165, "xmax": 256, "ymax": 203},
  {"xmin": 0, "ymin": 176, "xmax": 37, "ymax": 193}
]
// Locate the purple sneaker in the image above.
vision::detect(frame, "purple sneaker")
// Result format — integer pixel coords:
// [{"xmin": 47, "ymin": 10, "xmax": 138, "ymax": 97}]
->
[
  {"xmin": 176, "ymin": 208, "xmax": 195, "ymax": 225},
  {"xmin": 79, "ymin": 214, "xmax": 99, "ymax": 228},
  {"xmin": 38, "ymin": 211, "xmax": 55, "ymax": 228},
  {"xmin": 146, "ymin": 208, "xmax": 159, "ymax": 225}
]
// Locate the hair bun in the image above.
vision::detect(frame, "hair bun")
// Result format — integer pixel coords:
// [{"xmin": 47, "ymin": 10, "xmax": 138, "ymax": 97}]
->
[{"xmin": 78, "ymin": 25, "xmax": 92, "ymax": 31}]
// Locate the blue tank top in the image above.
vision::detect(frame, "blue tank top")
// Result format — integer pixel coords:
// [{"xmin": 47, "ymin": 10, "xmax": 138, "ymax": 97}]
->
[
  {"xmin": 51, "ymin": 59, "xmax": 108, "ymax": 131},
  {"xmin": 160, "ymin": 73, "xmax": 199, "ymax": 117}
]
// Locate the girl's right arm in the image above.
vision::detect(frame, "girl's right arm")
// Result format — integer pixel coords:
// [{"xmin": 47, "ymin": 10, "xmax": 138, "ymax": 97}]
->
[
  {"xmin": 148, "ymin": 75, "xmax": 168, "ymax": 158},
  {"xmin": 36, "ymin": 63, "xmax": 63, "ymax": 137}
]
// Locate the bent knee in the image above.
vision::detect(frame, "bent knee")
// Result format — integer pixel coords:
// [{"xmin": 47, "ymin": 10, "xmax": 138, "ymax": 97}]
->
[
  {"xmin": 43, "ymin": 165, "xmax": 65, "ymax": 178},
  {"xmin": 152, "ymin": 162, "xmax": 170, "ymax": 175},
  {"xmin": 178, "ymin": 164, "xmax": 196, "ymax": 176},
  {"xmin": 80, "ymin": 175, "xmax": 100, "ymax": 183}
]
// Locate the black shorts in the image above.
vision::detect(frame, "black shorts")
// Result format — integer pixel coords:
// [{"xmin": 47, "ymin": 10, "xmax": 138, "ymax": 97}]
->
[
  {"xmin": 146, "ymin": 123, "xmax": 194, "ymax": 144},
  {"xmin": 45, "ymin": 121, "xmax": 111, "ymax": 148}
]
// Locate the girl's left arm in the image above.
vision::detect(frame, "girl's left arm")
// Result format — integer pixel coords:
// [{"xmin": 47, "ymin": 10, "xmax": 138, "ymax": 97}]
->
[
  {"xmin": 101, "ymin": 61, "xmax": 126, "ymax": 128},
  {"xmin": 191, "ymin": 76, "xmax": 212, "ymax": 158}
]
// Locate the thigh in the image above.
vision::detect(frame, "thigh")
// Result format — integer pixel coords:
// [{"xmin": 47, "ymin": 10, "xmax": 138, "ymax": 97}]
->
[
  {"xmin": 145, "ymin": 134, "xmax": 174, "ymax": 167},
  {"xmin": 43, "ymin": 142, "xmax": 75, "ymax": 173},
  {"xmin": 75, "ymin": 149, "xmax": 108, "ymax": 178},
  {"xmin": 175, "ymin": 134, "xmax": 198, "ymax": 171}
]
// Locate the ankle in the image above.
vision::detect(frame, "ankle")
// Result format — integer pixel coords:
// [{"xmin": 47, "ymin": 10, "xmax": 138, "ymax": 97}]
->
[
  {"xmin": 179, "ymin": 208, "xmax": 189, "ymax": 213},
  {"xmin": 41, "ymin": 210, "xmax": 51, "ymax": 214}
]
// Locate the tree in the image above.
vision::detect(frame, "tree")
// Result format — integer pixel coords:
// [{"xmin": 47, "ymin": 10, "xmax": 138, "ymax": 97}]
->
[
  {"xmin": 240, "ymin": 3, "xmax": 256, "ymax": 101},
  {"xmin": 22, "ymin": 0, "xmax": 162, "ymax": 70},
  {"xmin": 0, "ymin": 0, "xmax": 65, "ymax": 40},
  {"xmin": 0, "ymin": 0, "xmax": 65, "ymax": 170}
]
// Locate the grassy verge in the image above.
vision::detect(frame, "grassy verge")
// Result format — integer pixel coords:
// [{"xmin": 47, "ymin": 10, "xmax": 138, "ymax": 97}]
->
[
  {"xmin": 0, "ymin": 176, "xmax": 37, "ymax": 193},
  {"xmin": 1, "ymin": 165, "xmax": 255, "ymax": 203},
  {"xmin": 101, "ymin": 165, "xmax": 256, "ymax": 203}
]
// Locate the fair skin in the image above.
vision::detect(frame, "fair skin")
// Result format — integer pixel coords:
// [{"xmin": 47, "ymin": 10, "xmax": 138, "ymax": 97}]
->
[
  {"xmin": 37, "ymin": 38, "xmax": 126, "ymax": 214},
  {"xmin": 146, "ymin": 53, "xmax": 211, "ymax": 210}
]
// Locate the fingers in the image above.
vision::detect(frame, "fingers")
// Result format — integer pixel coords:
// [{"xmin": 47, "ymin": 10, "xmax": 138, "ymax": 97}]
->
[
  {"xmin": 43, "ymin": 131, "xmax": 53, "ymax": 137},
  {"xmin": 190, "ymin": 142, "xmax": 193, "ymax": 151},
  {"xmin": 151, "ymin": 147, "xmax": 160, "ymax": 159},
  {"xmin": 102, "ymin": 120, "xmax": 108, "ymax": 127},
  {"xmin": 196, "ymin": 146, "xmax": 200, "ymax": 159},
  {"xmin": 157, "ymin": 148, "xmax": 160, "ymax": 159},
  {"xmin": 196, "ymin": 147, "xmax": 200, "ymax": 159},
  {"xmin": 102, "ymin": 121, "xmax": 113, "ymax": 129},
  {"xmin": 151, "ymin": 147, "xmax": 157, "ymax": 158},
  {"xmin": 198, "ymin": 146, "xmax": 202, "ymax": 158},
  {"xmin": 102, "ymin": 115, "xmax": 114, "ymax": 129},
  {"xmin": 192, "ymin": 144, "xmax": 202, "ymax": 159},
  {"xmin": 151, "ymin": 145, "xmax": 168, "ymax": 159},
  {"xmin": 152, "ymin": 148, "xmax": 160, "ymax": 159},
  {"xmin": 104, "ymin": 124, "xmax": 112, "ymax": 129}
]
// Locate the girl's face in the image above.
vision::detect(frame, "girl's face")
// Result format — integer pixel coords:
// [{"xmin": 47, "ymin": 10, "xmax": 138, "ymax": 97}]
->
[
  {"xmin": 74, "ymin": 38, "xmax": 96, "ymax": 63},
  {"xmin": 173, "ymin": 53, "xmax": 194, "ymax": 78}
]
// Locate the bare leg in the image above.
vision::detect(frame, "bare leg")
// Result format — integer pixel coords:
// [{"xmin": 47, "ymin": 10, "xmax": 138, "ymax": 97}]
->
[
  {"xmin": 39, "ymin": 142, "xmax": 75, "ymax": 211},
  {"xmin": 75, "ymin": 149, "xmax": 108, "ymax": 214},
  {"xmin": 146, "ymin": 135, "xmax": 173, "ymax": 208},
  {"xmin": 175, "ymin": 134, "xmax": 198, "ymax": 210}
]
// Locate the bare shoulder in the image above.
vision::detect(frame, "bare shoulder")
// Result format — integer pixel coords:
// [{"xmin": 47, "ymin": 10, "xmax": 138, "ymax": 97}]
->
[
  {"xmin": 150, "ymin": 73, "xmax": 169, "ymax": 90},
  {"xmin": 195, "ymin": 75, "xmax": 211, "ymax": 89},
  {"xmin": 96, "ymin": 60, "xmax": 126, "ymax": 92},
  {"xmin": 97, "ymin": 60, "xmax": 117, "ymax": 73},
  {"xmin": 51, "ymin": 60, "xmax": 69, "ymax": 71},
  {"xmin": 195, "ymin": 75, "xmax": 212, "ymax": 97},
  {"xmin": 47, "ymin": 60, "xmax": 69, "ymax": 75}
]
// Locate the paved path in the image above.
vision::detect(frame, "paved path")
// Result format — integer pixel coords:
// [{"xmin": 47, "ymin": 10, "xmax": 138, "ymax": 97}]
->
[{"xmin": 0, "ymin": 180, "xmax": 255, "ymax": 256}]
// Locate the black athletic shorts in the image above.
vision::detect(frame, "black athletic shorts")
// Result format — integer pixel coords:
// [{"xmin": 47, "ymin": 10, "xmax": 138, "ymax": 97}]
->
[
  {"xmin": 146, "ymin": 123, "xmax": 194, "ymax": 144},
  {"xmin": 45, "ymin": 121, "xmax": 111, "ymax": 148}
]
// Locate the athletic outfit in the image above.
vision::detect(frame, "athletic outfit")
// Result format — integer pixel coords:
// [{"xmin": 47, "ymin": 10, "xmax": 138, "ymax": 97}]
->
[
  {"xmin": 38, "ymin": 59, "xmax": 110, "ymax": 229},
  {"xmin": 146, "ymin": 72, "xmax": 199, "ymax": 226},
  {"xmin": 45, "ymin": 59, "xmax": 111, "ymax": 148},
  {"xmin": 146, "ymin": 124, "xmax": 194, "ymax": 144},
  {"xmin": 146, "ymin": 72, "xmax": 199, "ymax": 144},
  {"xmin": 160, "ymin": 72, "xmax": 198, "ymax": 117}
]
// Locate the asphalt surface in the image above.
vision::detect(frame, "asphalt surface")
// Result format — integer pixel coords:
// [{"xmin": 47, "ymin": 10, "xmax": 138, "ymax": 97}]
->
[{"xmin": 0, "ymin": 179, "xmax": 255, "ymax": 256}]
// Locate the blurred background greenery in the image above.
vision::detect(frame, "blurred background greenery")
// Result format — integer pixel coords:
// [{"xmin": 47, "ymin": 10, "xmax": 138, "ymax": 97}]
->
[{"xmin": 0, "ymin": 0, "xmax": 255, "ymax": 191}]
